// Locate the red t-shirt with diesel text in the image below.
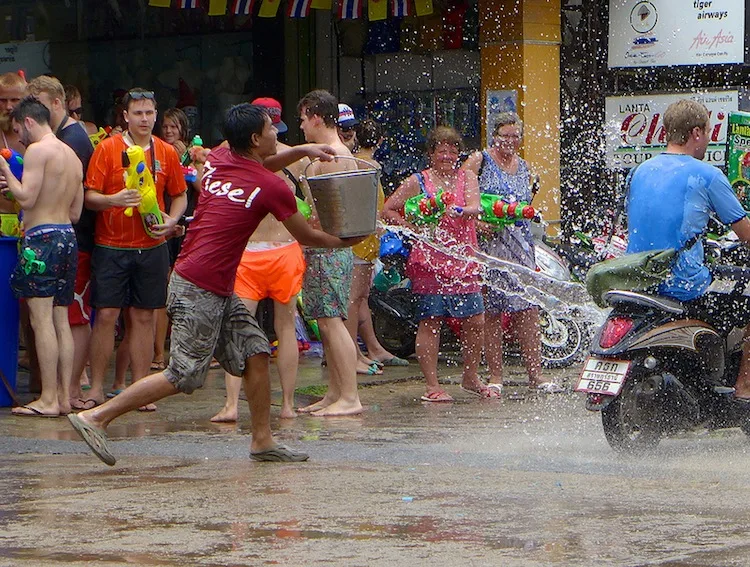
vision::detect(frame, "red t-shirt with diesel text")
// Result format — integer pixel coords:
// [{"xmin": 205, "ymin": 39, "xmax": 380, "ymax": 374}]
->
[{"xmin": 174, "ymin": 147, "xmax": 297, "ymax": 296}]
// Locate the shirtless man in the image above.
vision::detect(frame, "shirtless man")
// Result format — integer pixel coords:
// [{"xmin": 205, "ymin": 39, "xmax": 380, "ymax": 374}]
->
[
  {"xmin": 0, "ymin": 72, "xmax": 26, "ymax": 214},
  {"xmin": 296, "ymin": 89, "xmax": 364, "ymax": 417},
  {"xmin": 211, "ymin": 97, "xmax": 305, "ymax": 422},
  {"xmin": 0, "ymin": 96, "xmax": 84, "ymax": 417}
]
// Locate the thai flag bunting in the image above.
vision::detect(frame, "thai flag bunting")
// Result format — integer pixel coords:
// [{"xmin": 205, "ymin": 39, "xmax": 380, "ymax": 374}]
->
[
  {"xmin": 180, "ymin": 0, "xmax": 199, "ymax": 7},
  {"xmin": 233, "ymin": 0, "xmax": 254, "ymax": 14},
  {"xmin": 208, "ymin": 0, "xmax": 228, "ymax": 15},
  {"xmin": 258, "ymin": 0, "xmax": 280, "ymax": 17},
  {"xmin": 287, "ymin": 0, "xmax": 311, "ymax": 17},
  {"xmin": 392, "ymin": 0, "xmax": 409, "ymax": 17},
  {"xmin": 338, "ymin": 0, "xmax": 361, "ymax": 19}
]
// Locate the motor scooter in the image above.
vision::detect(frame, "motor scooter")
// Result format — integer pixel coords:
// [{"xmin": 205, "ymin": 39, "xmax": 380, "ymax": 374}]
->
[
  {"xmin": 369, "ymin": 225, "xmax": 593, "ymax": 367},
  {"xmin": 576, "ymin": 236, "xmax": 750, "ymax": 454}
]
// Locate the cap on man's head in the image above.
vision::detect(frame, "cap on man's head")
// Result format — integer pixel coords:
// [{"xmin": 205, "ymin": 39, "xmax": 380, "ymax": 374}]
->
[
  {"xmin": 251, "ymin": 97, "xmax": 287, "ymax": 133},
  {"xmin": 338, "ymin": 103, "xmax": 358, "ymax": 129}
]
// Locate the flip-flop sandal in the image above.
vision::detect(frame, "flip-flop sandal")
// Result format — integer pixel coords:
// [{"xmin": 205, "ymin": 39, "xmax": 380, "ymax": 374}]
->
[
  {"xmin": 379, "ymin": 356, "xmax": 409, "ymax": 367},
  {"xmin": 250, "ymin": 444, "xmax": 309, "ymax": 462},
  {"xmin": 150, "ymin": 361, "xmax": 166, "ymax": 371},
  {"xmin": 11, "ymin": 405, "xmax": 60, "ymax": 418},
  {"xmin": 420, "ymin": 390, "xmax": 454, "ymax": 403},
  {"xmin": 535, "ymin": 382, "xmax": 564, "ymax": 394},
  {"xmin": 67, "ymin": 413, "xmax": 116, "ymax": 466},
  {"xmin": 106, "ymin": 389, "xmax": 124, "ymax": 399},
  {"xmin": 78, "ymin": 399, "xmax": 102, "ymax": 410},
  {"xmin": 356, "ymin": 363, "xmax": 383, "ymax": 376},
  {"xmin": 461, "ymin": 385, "xmax": 501, "ymax": 399},
  {"xmin": 486, "ymin": 383, "xmax": 503, "ymax": 397}
]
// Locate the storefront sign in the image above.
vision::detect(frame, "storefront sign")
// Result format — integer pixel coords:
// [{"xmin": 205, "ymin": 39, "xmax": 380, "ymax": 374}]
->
[
  {"xmin": 608, "ymin": 0, "xmax": 745, "ymax": 68},
  {"xmin": 604, "ymin": 90, "xmax": 738, "ymax": 169},
  {"xmin": 0, "ymin": 41, "xmax": 50, "ymax": 78}
]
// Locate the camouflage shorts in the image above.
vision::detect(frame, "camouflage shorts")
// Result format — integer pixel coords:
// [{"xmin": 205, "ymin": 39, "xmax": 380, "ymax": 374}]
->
[{"xmin": 164, "ymin": 272, "xmax": 271, "ymax": 394}]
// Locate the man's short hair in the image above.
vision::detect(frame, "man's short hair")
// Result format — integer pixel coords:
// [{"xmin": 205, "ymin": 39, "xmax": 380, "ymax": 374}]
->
[
  {"xmin": 663, "ymin": 99, "xmax": 710, "ymax": 145},
  {"xmin": 223, "ymin": 103, "xmax": 268, "ymax": 153},
  {"xmin": 122, "ymin": 88, "xmax": 157, "ymax": 111},
  {"xmin": 355, "ymin": 119, "xmax": 382, "ymax": 150},
  {"xmin": 426, "ymin": 126, "xmax": 464, "ymax": 154},
  {"xmin": 297, "ymin": 89, "xmax": 338, "ymax": 128},
  {"xmin": 27, "ymin": 75, "xmax": 66, "ymax": 103},
  {"xmin": 0, "ymin": 72, "xmax": 26, "ymax": 92},
  {"xmin": 11, "ymin": 95, "xmax": 51, "ymax": 126}
]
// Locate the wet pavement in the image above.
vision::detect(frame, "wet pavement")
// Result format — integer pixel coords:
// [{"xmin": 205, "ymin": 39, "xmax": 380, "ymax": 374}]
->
[{"xmin": 2, "ymin": 356, "xmax": 750, "ymax": 566}]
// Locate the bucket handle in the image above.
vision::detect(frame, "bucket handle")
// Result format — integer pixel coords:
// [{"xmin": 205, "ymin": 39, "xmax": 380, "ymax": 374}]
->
[{"xmin": 301, "ymin": 155, "xmax": 381, "ymax": 180}]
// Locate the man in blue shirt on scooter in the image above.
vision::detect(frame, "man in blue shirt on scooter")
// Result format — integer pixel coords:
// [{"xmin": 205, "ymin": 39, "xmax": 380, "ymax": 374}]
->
[{"xmin": 627, "ymin": 98, "xmax": 750, "ymax": 400}]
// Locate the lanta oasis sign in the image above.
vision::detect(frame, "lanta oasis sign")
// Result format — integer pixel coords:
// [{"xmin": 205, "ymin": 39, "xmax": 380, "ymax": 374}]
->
[
  {"xmin": 608, "ymin": 0, "xmax": 745, "ymax": 68},
  {"xmin": 604, "ymin": 91, "xmax": 738, "ymax": 170}
]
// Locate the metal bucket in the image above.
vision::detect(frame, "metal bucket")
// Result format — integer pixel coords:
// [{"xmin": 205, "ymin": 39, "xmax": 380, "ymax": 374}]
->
[{"xmin": 302, "ymin": 156, "xmax": 380, "ymax": 238}]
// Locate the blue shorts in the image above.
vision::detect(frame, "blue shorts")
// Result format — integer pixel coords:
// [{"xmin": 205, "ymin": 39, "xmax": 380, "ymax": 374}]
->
[
  {"xmin": 415, "ymin": 292, "xmax": 484, "ymax": 321},
  {"xmin": 11, "ymin": 224, "xmax": 77, "ymax": 306}
]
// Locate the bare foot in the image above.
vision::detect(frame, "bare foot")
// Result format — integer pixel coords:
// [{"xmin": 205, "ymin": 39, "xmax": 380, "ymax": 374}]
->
[
  {"xmin": 137, "ymin": 403, "xmax": 157, "ymax": 412},
  {"xmin": 310, "ymin": 399, "xmax": 364, "ymax": 416},
  {"xmin": 210, "ymin": 408, "xmax": 238, "ymax": 423},
  {"xmin": 12, "ymin": 401, "xmax": 60, "ymax": 417},
  {"xmin": 279, "ymin": 406, "xmax": 297, "ymax": 419},
  {"xmin": 297, "ymin": 395, "xmax": 336, "ymax": 414}
]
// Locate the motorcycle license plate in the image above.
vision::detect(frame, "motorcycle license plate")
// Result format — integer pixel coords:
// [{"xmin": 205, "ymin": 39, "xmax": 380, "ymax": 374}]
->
[{"xmin": 575, "ymin": 357, "xmax": 630, "ymax": 396}]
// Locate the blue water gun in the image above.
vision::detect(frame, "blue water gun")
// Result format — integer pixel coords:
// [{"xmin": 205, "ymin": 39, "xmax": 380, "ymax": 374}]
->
[{"xmin": 0, "ymin": 148, "xmax": 23, "ymax": 181}]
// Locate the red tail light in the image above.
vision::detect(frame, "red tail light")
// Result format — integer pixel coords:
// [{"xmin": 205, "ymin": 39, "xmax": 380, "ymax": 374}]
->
[{"xmin": 599, "ymin": 316, "xmax": 634, "ymax": 349}]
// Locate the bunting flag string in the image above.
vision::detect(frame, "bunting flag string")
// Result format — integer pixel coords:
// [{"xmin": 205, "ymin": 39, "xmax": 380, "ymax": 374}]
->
[
  {"xmin": 208, "ymin": 0, "xmax": 229, "ymax": 15},
  {"xmin": 413, "ymin": 0, "xmax": 432, "ymax": 16},
  {"xmin": 287, "ymin": 0, "xmax": 312, "ymax": 17},
  {"xmin": 180, "ymin": 0, "xmax": 199, "ymax": 7},
  {"xmin": 392, "ymin": 0, "xmax": 409, "ymax": 18},
  {"xmin": 148, "ymin": 0, "xmax": 172, "ymax": 7},
  {"xmin": 232, "ymin": 0, "xmax": 254, "ymax": 14},
  {"xmin": 368, "ymin": 0, "xmax": 387, "ymax": 21},
  {"xmin": 338, "ymin": 0, "xmax": 362, "ymax": 19},
  {"xmin": 258, "ymin": 0, "xmax": 281, "ymax": 17}
]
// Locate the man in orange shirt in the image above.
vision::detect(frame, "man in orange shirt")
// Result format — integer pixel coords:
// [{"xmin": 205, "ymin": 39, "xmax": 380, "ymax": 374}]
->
[{"xmin": 84, "ymin": 88, "xmax": 187, "ymax": 410}]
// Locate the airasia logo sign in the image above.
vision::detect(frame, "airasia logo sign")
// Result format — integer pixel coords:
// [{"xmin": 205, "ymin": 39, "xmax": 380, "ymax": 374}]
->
[{"xmin": 619, "ymin": 109, "xmax": 727, "ymax": 145}]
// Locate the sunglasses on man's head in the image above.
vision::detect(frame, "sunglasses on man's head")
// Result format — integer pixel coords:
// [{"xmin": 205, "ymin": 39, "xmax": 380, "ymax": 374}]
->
[{"xmin": 128, "ymin": 90, "xmax": 155, "ymax": 100}]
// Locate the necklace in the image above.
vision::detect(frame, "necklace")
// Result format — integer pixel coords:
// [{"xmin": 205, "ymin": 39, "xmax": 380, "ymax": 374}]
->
[{"xmin": 430, "ymin": 169, "xmax": 457, "ymax": 193}]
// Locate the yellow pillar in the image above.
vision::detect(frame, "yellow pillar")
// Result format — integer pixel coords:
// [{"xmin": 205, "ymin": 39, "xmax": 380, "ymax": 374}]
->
[{"xmin": 479, "ymin": 0, "xmax": 561, "ymax": 227}]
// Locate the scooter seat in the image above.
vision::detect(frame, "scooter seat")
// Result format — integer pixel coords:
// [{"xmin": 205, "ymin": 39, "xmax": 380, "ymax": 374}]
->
[{"xmin": 603, "ymin": 290, "xmax": 685, "ymax": 314}]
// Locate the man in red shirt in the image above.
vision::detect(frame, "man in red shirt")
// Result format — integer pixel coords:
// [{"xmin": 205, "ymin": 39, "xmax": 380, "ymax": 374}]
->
[
  {"xmin": 69, "ymin": 103, "xmax": 360, "ymax": 466},
  {"xmin": 83, "ymin": 89, "xmax": 188, "ymax": 410}
]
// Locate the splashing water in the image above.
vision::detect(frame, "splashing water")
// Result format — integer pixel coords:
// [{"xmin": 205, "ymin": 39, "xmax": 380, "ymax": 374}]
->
[{"xmin": 380, "ymin": 223, "xmax": 605, "ymax": 327}]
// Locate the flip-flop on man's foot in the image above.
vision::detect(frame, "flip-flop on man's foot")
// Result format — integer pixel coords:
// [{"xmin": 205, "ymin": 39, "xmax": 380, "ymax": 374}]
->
[
  {"xmin": 460, "ymin": 384, "xmax": 501, "ymax": 399},
  {"xmin": 534, "ymin": 382, "xmax": 564, "ymax": 394},
  {"xmin": 67, "ymin": 413, "xmax": 116, "ymax": 466},
  {"xmin": 11, "ymin": 405, "xmax": 60, "ymax": 417},
  {"xmin": 250, "ymin": 444, "xmax": 309, "ymax": 462},
  {"xmin": 420, "ymin": 390, "xmax": 454, "ymax": 403}
]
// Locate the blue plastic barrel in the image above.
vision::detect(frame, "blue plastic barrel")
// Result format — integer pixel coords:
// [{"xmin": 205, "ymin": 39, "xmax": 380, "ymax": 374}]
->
[{"xmin": 0, "ymin": 237, "xmax": 19, "ymax": 407}]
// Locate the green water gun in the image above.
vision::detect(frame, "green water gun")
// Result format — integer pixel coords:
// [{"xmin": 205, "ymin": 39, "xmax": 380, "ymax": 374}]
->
[
  {"xmin": 404, "ymin": 191, "xmax": 455, "ymax": 225},
  {"xmin": 479, "ymin": 194, "xmax": 535, "ymax": 230},
  {"xmin": 296, "ymin": 196, "xmax": 312, "ymax": 220},
  {"xmin": 181, "ymin": 134, "xmax": 203, "ymax": 166},
  {"xmin": 21, "ymin": 247, "xmax": 45, "ymax": 275}
]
